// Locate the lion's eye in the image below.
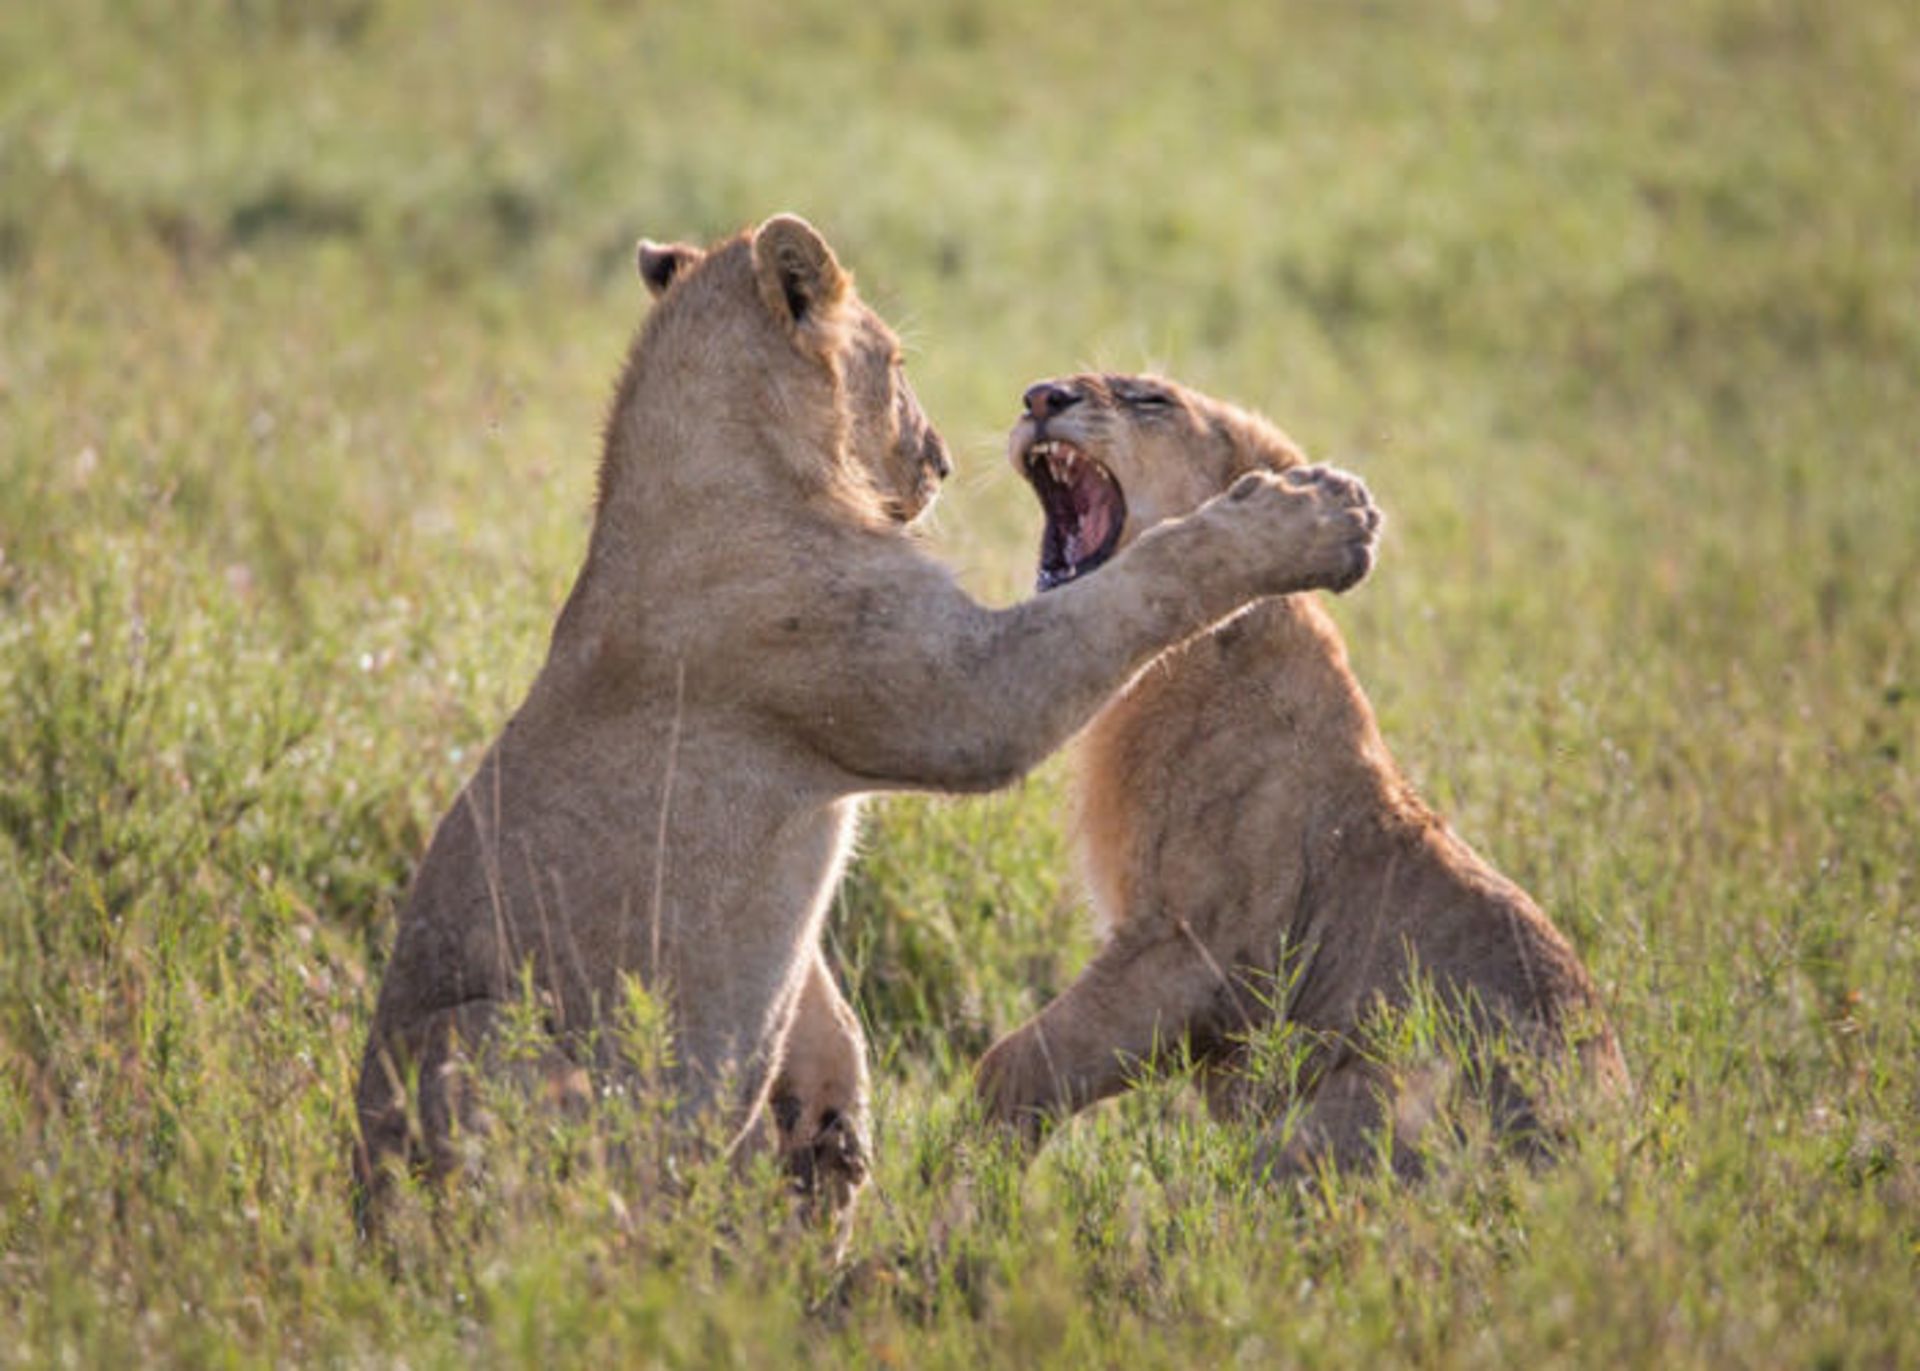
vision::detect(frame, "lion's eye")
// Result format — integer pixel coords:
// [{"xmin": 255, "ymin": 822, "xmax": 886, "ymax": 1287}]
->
[{"xmin": 1123, "ymin": 390, "xmax": 1175, "ymax": 411}]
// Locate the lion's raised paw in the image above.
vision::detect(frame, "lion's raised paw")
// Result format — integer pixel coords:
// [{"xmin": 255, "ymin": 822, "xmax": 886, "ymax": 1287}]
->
[{"xmin": 1228, "ymin": 463, "xmax": 1382, "ymax": 595}]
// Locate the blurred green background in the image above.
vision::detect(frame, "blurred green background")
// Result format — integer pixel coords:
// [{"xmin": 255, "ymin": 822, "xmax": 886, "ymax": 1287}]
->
[{"xmin": 2, "ymin": 0, "xmax": 1916, "ymax": 1364}]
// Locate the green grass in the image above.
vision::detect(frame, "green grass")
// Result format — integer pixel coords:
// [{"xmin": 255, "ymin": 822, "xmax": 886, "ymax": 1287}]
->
[{"xmin": 3, "ymin": 0, "xmax": 1917, "ymax": 1363}]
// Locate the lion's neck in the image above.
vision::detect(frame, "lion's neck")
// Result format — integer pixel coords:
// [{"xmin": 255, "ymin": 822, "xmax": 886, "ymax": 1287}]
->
[{"xmin": 561, "ymin": 393, "xmax": 856, "ymax": 667}]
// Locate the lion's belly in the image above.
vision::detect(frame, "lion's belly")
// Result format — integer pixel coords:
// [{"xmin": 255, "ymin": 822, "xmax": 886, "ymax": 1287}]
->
[{"xmin": 396, "ymin": 708, "xmax": 859, "ymax": 1111}]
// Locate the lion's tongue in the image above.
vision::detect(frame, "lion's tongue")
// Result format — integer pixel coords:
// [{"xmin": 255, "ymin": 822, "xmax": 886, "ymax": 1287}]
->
[{"xmin": 1067, "ymin": 480, "xmax": 1116, "ymax": 565}]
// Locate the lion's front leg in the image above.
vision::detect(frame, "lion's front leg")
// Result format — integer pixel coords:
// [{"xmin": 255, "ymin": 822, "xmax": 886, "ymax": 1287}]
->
[
  {"xmin": 766, "ymin": 948, "xmax": 871, "ymax": 1223},
  {"xmin": 974, "ymin": 923, "xmax": 1229, "ymax": 1148},
  {"xmin": 763, "ymin": 464, "xmax": 1381, "ymax": 796}
]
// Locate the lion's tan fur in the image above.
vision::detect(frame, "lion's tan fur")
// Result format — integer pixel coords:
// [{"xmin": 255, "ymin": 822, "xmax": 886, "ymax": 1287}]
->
[
  {"xmin": 976, "ymin": 375, "xmax": 1628, "ymax": 1177},
  {"xmin": 353, "ymin": 225, "xmax": 1382, "ymax": 1220}
]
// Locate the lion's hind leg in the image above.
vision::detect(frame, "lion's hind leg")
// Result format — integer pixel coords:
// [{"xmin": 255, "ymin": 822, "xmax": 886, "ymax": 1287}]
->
[
  {"xmin": 1251, "ymin": 1056, "xmax": 1449, "ymax": 1184},
  {"xmin": 354, "ymin": 999, "xmax": 591, "ymax": 1217}
]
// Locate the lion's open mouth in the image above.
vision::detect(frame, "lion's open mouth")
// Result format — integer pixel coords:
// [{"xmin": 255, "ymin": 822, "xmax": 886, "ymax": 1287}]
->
[{"xmin": 1023, "ymin": 438, "xmax": 1125, "ymax": 592}]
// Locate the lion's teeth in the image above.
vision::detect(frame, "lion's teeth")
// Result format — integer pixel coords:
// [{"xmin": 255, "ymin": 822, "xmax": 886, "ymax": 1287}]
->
[{"xmin": 1028, "ymin": 438, "xmax": 1088, "ymax": 487}]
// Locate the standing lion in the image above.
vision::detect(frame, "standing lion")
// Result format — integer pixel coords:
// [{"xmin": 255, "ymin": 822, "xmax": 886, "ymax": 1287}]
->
[
  {"xmin": 352, "ymin": 221, "xmax": 1383, "ymax": 1221},
  {"xmin": 976, "ymin": 374, "xmax": 1628, "ymax": 1179}
]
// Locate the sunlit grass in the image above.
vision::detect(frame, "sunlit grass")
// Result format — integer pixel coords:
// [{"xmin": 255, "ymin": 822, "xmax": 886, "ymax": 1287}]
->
[{"xmin": 2, "ymin": 0, "xmax": 1916, "ymax": 1363}]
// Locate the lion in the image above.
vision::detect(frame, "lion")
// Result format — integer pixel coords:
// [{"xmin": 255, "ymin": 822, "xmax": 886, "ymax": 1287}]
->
[
  {"xmin": 352, "ymin": 220, "xmax": 1385, "ymax": 1226},
  {"xmin": 975, "ymin": 374, "xmax": 1629, "ymax": 1179}
]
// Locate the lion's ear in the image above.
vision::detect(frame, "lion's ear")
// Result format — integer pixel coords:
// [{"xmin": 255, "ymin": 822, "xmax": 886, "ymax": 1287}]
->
[
  {"xmin": 750, "ymin": 214, "xmax": 849, "ymax": 329},
  {"xmin": 636, "ymin": 239, "xmax": 703, "ymax": 297}
]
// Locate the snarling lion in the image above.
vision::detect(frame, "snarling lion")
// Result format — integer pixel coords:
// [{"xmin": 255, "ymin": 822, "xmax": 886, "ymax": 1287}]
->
[
  {"xmin": 976, "ymin": 374, "xmax": 1628, "ymax": 1178},
  {"xmin": 353, "ymin": 223, "xmax": 1383, "ymax": 1223}
]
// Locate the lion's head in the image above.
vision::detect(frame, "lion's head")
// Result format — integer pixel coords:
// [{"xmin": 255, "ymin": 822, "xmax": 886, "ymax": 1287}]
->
[
  {"xmin": 1006, "ymin": 373, "xmax": 1305, "ymax": 591},
  {"xmin": 618, "ymin": 215, "xmax": 950, "ymax": 527}
]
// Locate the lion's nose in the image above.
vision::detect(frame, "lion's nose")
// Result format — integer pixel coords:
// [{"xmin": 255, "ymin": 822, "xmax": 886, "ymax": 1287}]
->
[
  {"xmin": 1023, "ymin": 381, "xmax": 1081, "ymax": 421},
  {"xmin": 925, "ymin": 432, "xmax": 952, "ymax": 480}
]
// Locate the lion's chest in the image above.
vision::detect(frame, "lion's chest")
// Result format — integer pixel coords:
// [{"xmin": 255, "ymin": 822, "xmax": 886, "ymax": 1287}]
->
[
  {"xmin": 1070, "ymin": 630, "xmax": 1288, "ymax": 938},
  {"xmin": 1070, "ymin": 652, "xmax": 1210, "ymax": 936}
]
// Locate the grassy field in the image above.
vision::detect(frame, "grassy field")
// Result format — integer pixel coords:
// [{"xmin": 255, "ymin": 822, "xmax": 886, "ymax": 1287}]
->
[{"xmin": 3, "ymin": 0, "xmax": 1917, "ymax": 1363}]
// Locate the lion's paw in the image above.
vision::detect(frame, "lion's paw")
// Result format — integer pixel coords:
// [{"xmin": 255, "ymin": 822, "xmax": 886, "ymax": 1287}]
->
[
  {"xmin": 1227, "ymin": 464, "xmax": 1381, "ymax": 595},
  {"xmin": 783, "ymin": 1107, "xmax": 869, "ymax": 1218}
]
